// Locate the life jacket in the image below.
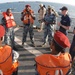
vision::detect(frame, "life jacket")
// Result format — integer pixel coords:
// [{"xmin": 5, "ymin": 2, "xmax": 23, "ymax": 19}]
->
[
  {"xmin": 0, "ymin": 45, "xmax": 19, "ymax": 75},
  {"xmin": 35, "ymin": 53, "xmax": 71, "ymax": 75},
  {"xmin": 2, "ymin": 12, "xmax": 16, "ymax": 28},
  {"xmin": 22, "ymin": 9, "xmax": 34, "ymax": 24}
]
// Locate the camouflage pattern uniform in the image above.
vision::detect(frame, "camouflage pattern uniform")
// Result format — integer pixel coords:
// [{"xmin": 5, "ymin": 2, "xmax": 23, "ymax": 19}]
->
[
  {"xmin": 21, "ymin": 5, "xmax": 35, "ymax": 46},
  {"xmin": 22, "ymin": 24, "xmax": 34, "ymax": 45},
  {"xmin": 43, "ymin": 13, "xmax": 56, "ymax": 45}
]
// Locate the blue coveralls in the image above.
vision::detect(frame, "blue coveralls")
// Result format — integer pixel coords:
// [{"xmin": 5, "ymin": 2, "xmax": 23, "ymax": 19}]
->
[
  {"xmin": 1, "ymin": 17, "xmax": 15, "ymax": 48},
  {"xmin": 43, "ymin": 13, "xmax": 56, "ymax": 44},
  {"xmin": 59, "ymin": 15, "xmax": 71, "ymax": 35}
]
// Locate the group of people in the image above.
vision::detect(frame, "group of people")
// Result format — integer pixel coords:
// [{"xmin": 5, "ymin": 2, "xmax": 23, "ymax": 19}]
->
[
  {"xmin": 0, "ymin": 3, "xmax": 75, "ymax": 75},
  {"xmin": 21, "ymin": 4, "xmax": 59, "ymax": 47},
  {"xmin": 35, "ymin": 4, "xmax": 75, "ymax": 75}
]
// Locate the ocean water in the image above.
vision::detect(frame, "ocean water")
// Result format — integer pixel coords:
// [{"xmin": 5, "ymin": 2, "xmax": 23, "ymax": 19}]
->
[
  {"xmin": 0, "ymin": 1, "xmax": 75, "ymax": 31},
  {"xmin": 0, "ymin": 1, "xmax": 75, "ymax": 18}
]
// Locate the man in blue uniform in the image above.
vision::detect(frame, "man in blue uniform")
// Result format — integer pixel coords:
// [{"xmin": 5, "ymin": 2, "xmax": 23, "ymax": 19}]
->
[
  {"xmin": 42, "ymin": 6, "xmax": 57, "ymax": 46},
  {"xmin": 58, "ymin": 6, "xmax": 71, "ymax": 35}
]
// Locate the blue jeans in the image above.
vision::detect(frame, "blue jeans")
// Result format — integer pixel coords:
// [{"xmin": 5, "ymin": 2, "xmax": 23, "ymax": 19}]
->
[{"xmin": 4, "ymin": 27, "xmax": 15, "ymax": 48}]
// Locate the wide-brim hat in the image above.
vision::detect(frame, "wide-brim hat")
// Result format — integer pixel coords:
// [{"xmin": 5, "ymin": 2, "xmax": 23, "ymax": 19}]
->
[
  {"xmin": 0, "ymin": 25, "xmax": 5, "ymax": 37},
  {"xmin": 39, "ymin": 4, "xmax": 43, "ymax": 7},
  {"xmin": 48, "ymin": 5, "xmax": 53, "ymax": 9},
  {"xmin": 54, "ymin": 31, "xmax": 70, "ymax": 48}
]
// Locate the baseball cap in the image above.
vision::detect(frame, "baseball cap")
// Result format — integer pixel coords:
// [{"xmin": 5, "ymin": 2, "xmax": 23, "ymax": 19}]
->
[
  {"xmin": 0, "ymin": 25, "xmax": 5, "ymax": 37},
  {"xmin": 54, "ymin": 31, "xmax": 70, "ymax": 48},
  {"xmin": 60, "ymin": 6, "xmax": 68, "ymax": 11}
]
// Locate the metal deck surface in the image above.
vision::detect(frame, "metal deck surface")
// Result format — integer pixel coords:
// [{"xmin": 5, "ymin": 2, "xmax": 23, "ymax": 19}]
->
[{"xmin": 14, "ymin": 27, "xmax": 73, "ymax": 75}]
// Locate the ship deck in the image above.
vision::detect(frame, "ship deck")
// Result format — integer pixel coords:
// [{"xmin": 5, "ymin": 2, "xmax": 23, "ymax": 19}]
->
[{"xmin": 14, "ymin": 27, "xmax": 73, "ymax": 75}]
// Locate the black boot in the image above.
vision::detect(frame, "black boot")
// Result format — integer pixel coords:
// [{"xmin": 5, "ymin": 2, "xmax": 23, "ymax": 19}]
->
[{"xmin": 13, "ymin": 46, "xmax": 18, "ymax": 51}]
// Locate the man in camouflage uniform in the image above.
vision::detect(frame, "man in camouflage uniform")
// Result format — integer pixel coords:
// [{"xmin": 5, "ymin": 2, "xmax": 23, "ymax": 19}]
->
[
  {"xmin": 21, "ymin": 4, "xmax": 35, "ymax": 46},
  {"xmin": 42, "ymin": 6, "xmax": 57, "ymax": 47}
]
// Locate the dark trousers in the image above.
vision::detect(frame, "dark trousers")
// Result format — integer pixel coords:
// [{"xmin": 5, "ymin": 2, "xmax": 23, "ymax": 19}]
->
[
  {"xmin": 22, "ymin": 24, "xmax": 34, "ymax": 43},
  {"xmin": 69, "ymin": 35, "xmax": 75, "ymax": 60}
]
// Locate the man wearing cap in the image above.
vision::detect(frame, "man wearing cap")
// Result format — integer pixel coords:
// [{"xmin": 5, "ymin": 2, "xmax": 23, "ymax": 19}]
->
[
  {"xmin": 0, "ymin": 25, "xmax": 19, "ymax": 75},
  {"xmin": 35, "ymin": 31, "xmax": 71, "ymax": 75},
  {"xmin": 1, "ymin": 8, "xmax": 17, "ymax": 50},
  {"xmin": 21, "ymin": 4, "xmax": 35, "ymax": 46},
  {"xmin": 58, "ymin": 6, "xmax": 71, "ymax": 35},
  {"xmin": 42, "ymin": 5, "xmax": 57, "ymax": 47},
  {"xmin": 38, "ymin": 4, "xmax": 46, "ymax": 32}
]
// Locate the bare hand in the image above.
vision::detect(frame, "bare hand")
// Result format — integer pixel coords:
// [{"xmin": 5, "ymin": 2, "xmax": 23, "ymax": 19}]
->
[
  {"xmin": 57, "ymin": 22, "xmax": 61, "ymax": 26},
  {"xmin": 37, "ymin": 29, "xmax": 42, "ymax": 32},
  {"xmin": 45, "ymin": 22, "xmax": 48, "ymax": 25}
]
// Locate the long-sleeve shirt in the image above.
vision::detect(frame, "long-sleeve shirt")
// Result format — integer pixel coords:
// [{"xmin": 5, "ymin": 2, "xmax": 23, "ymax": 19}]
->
[{"xmin": 44, "ymin": 13, "xmax": 56, "ymax": 25}]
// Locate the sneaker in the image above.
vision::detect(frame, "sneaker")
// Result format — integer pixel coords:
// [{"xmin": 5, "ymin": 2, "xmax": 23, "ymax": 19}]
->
[{"xmin": 42, "ymin": 43, "xmax": 46, "ymax": 47}]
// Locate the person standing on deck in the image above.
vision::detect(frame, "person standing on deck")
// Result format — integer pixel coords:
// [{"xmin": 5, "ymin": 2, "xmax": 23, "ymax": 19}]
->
[
  {"xmin": 42, "ymin": 5, "xmax": 57, "ymax": 47},
  {"xmin": 57, "ymin": 6, "xmax": 71, "ymax": 35},
  {"xmin": 38, "ymin": 4, "xmax": 46, "ymax": 32},
  {"xmin": 21, "ymin": 4, "xmax": 35, "ymax": 46},
  {"xmin": 1, "ymin": 8, "xmax": 17, "ymax": 50}
]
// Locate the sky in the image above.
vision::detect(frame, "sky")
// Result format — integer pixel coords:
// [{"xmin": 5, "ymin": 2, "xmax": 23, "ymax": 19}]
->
[{"xmin": 0, "ymin": 0, "xmax": 75, "ymax": 6}]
